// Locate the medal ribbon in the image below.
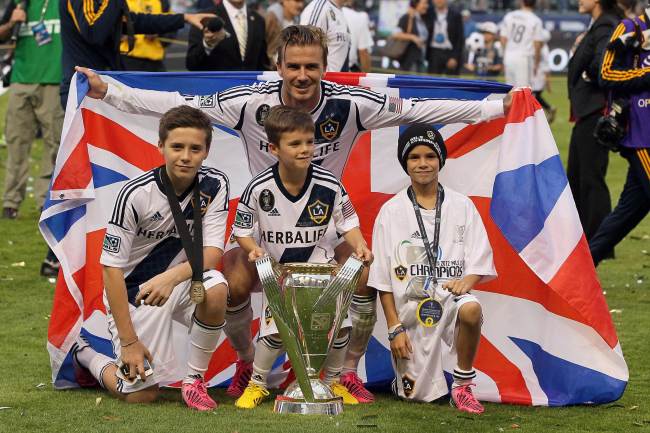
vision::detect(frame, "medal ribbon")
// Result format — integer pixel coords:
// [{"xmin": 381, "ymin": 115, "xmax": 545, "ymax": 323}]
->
[
  {"xmin": 407, "ymin": 184, "xmax": 444, "ymax": 298},
  {"xmin": 160, "ymin": 167, "xmax": 204, "ymax": 285}
]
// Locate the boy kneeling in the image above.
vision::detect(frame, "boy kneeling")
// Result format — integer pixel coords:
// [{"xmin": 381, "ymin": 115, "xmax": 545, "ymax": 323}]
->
[
  {"xmin": 72, "ymin": 106, "xmax": 230, "ymax": 411},
  {"xmin": 369, "ymin": 125, "xmax": 495, "ymax": 414},
  {"xmin": 231, "ymin": 105, "xmax": 373, "ymax": 408}
]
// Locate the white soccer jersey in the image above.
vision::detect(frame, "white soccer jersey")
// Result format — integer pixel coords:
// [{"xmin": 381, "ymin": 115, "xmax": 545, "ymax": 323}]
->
[
  {"xmin": 100, "ymin": 166, "xmax": 230, "ymax": 305},
  {"xmin": 500, "ymin": 10, "xmax": 544, "ymax": 58},
  {"xmin": 368, "ymin": 185, "xmax": 495, "ymax": 401},
  {"xmin": 232, "ymin": 163, "xmax": 358, "ymax": 263},
  {"xmin": 342, "ymin": 7, "xmax": 374, "ymax": 69},
  {"xmin": 301, "ymin": 0, "xmax": 351, "ymax": 72},
  {"xmin": 104, "ymin": 80, "xmax": 504, "ymax": 179}
]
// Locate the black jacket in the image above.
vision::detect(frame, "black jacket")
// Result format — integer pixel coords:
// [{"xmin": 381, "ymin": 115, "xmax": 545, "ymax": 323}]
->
[
  {"xmin": 60, "ymin": 0, "xmax": 184, "ymax": 102},
  {"xmin": 424, "ymin": 7, "xmax": 463, "ymax": 61},
  {"xmin": 567, "ymin": 12, "xmax": 620, "ymax": 119},
  {"xmin": 186, "ymin": 3, "xmax": 269, "ymax": 71}
]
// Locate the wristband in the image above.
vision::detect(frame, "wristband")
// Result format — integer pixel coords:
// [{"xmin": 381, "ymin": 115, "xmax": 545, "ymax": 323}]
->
[
  {"xmin": 120, "ymin": 337, "xmax": 138, "ymax": 348},
  {"xmin": 388, "ymin": 322, "xmax": 403, "ymax": 334},
  {"xmin": 388, "ymin": 324, "xmax": 405, "ymax": 341}
]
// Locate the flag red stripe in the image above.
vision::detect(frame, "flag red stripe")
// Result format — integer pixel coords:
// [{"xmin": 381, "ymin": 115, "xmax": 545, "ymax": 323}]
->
[
  {"xmin": 47, "ymin": 271, "xmax": 81, "ymax": 348},
  {"xmin": 475, "ymin": 335, "xmax": 533, "ymax": 405}
]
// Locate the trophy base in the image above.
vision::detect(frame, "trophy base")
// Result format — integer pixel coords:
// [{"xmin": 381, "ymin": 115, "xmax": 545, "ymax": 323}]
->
[{"xmin": 273, "ymin": 379, "xmax": 344, "ymax": 415}]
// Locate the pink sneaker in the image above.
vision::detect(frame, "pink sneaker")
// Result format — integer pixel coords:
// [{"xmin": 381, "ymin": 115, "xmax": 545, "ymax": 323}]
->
[
  {"xmin": 182, "ymin": 377, "xmax": 217, "ymax": 411},
  {"xmin": 450, "ymin": 384, "xmax": 484, "ymax": 414},
  {"xmin": 227, "ymin": 359, "xmax": 253, "ymax": 397},
  {"xmin": 340, "ymin": 372, "xmax": 374, "ymax": 403}
]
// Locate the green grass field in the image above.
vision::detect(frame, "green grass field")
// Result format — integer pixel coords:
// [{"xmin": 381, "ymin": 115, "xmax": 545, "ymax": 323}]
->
[{"xmin": 0, "ymin": 76, "xmax": 648, "ymax": 433}]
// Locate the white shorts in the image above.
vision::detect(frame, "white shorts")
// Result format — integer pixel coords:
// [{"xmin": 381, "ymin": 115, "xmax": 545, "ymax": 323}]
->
[
  {"xmin": 105, "ymin": 270, "xmax": 227, "ymax": 394},
  {"xmin": 392, "ymin": 289, "xmax": 481, "ymax": 402},
  {"xmin": 259, "ymin": 289, "xmax": 352, "ymax": 339},
  {"xmin": 504, "ymin": 54, "xmax": 533, "ymax": 88}
]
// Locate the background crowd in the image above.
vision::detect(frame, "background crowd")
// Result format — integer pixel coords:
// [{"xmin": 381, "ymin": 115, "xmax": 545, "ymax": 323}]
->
[{"xmin": 0, "ymin": 0, "xmax": 648, "ymax": 276}]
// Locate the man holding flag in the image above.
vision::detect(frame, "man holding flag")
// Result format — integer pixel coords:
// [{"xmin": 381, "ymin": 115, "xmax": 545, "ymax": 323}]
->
[{"xmin": 75, "ymin": 24, "xmax": 514, "ymax": 403}]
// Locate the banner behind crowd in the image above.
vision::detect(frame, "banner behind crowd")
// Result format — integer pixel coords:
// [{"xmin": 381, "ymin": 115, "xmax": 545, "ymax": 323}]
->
[{"xmin": 39, "ymin": 71, "xmax": 628, "ymax": 406}]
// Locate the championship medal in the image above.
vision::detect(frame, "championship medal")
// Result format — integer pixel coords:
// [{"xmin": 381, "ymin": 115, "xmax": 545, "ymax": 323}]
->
[
  {"xmin": 416, "ymin": 297, "xmax": 443, "ymax": 327},
  {"xmin": 190, "ymin": 280, "xmax": 206, "ymax": 304}
]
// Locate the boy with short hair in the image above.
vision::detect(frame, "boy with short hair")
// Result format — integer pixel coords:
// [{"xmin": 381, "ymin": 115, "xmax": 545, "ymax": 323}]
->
[
  {"xmin": 232, "ymin": 105, "xmax": 373, "ymax": 409},
  {"xmin": 369, "ymin": 124, "xmax": 495, "ymax": 414},
  {"xmin": 71, "ymin": 105, "xmax": 230, "ymax": 411}
]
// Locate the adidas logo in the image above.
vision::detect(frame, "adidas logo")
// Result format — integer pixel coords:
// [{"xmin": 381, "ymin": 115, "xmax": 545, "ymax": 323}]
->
[
  {"xmin": 411, "ymin": 230, "xmax": 423, "ymax": 239},
  {"xmin": 251, "ymin": 374, "xmax": 264, "ymax": 382},
  {"xmin": 150, "ymin": 211, "xmax": 164, "ymax": 222},
  {"xmin": 268, "ymin": 207, "xmax": 281, "ymax": 216}
]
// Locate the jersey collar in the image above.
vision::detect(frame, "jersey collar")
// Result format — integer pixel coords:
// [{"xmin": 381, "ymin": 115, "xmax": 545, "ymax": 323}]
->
[{"xmin": 272, "ymin": 162, "xmax": 314, "ymax": 203}]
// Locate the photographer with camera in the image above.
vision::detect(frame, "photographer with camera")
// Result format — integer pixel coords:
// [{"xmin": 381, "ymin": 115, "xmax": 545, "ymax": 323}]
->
[
  {"xmin": 186, "ymin": 0, "xmax": 269, "ymax": 71},
  {"xmin": 590, "ymin": 5, "xmax": 650, "ymax": 266},
  {"xmin": 567, "ymin": 0, "xmax": 623, "ymax": 250}
]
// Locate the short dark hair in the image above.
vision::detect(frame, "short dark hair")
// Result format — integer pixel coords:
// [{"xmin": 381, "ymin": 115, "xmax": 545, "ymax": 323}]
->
[
  {"xmin": 277, "ymin": 25, "xmax": 328, "ymax": 66},
  {"xmin": 264, "ymin": 105, "xmax": 314, "ymax": 145},
  {"xmin": 158, "ymin": 105, "xmax": 213, "ymax": 149},
  {"xmin": 522, "ymin": 0, "xmax": 536, "ymax": 7}
]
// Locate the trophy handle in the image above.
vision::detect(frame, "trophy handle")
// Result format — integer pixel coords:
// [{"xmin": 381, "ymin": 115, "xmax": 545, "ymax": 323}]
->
[
  {"xmin": 255, "ymin": 256, "xmax": 316, "ymax": 402},
  {"xmin": 313, "ymin": 256, "xmax": 364, "ymax": 310}
]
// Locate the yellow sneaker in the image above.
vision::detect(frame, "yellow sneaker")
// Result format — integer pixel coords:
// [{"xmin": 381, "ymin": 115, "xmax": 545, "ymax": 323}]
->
[
  {"xmin": 330, "ymin": 381, "xmax": 359, "ymax": 405},
  {"xmin": 235, "ymin": 383, "xmax": 269, "ymax": 409}
]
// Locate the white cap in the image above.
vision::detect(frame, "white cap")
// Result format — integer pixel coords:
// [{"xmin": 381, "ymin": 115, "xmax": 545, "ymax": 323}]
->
[{"xmin": 477, "ymin": 21, "xmax": 498, "ymax": 35}]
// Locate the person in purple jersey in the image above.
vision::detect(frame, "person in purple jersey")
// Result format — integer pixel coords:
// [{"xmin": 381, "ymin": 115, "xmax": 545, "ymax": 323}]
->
[{"xmin": 76, "ymin": 24, "xmax": 514, "ymax": 403}]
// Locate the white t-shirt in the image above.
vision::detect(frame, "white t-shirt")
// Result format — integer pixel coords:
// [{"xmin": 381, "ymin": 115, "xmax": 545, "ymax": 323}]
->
[
  {"xmin": 100, "ymin": 166, "xmax": 230, "ymax": 306},
  {"xmin": 104, "ymin": 80, "xmax": 505, "ymax": 179},
  {"xmin": 232, "ymin": 163, "xmax": 359, "ymax": 263},
  {"xmin": 368, "ymin": 185, "xmax": 495, "ymax": 401},
  {"xmin": 499, "ymin": 9, "xmax": 543, "ymax": 58},
  {"xmin": 342, "ymin": 7, "xmax": 374, "ymax": 69},
  {"xmin": 301, "ymin": 0, "xmax": 351, "ymax": 71}
]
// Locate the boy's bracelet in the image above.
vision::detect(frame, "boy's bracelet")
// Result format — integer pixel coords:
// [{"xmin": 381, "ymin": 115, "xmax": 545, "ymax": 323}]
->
[
  {"xmin": 388, "ymin": 324, "xmax": 405, "ymax": 341},
  {"xmin": 120, "ymin": 337, "xmax": 139, "ymax": 348}
]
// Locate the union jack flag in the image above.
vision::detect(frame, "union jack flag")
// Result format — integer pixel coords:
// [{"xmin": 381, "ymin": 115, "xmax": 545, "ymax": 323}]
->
[{"xmin": 39, "ymin": 71, "xmax": 628, "ymax": 405}]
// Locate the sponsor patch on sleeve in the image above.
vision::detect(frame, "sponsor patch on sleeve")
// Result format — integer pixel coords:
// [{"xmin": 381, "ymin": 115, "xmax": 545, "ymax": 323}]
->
[
  {"xmin": 103, "ymin": 234, "xmax": 121, "ymax": 254},
  {"xmin": 199, "ymin": 95, "xmax": 216, "ymax": 108},
  {"xmin": 234, "ymin": 210, "xmax": 253, "ymax": 229}
]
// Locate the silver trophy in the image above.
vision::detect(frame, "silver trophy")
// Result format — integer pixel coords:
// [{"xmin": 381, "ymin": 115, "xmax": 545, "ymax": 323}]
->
[{"xmin": 256, "ymin": 256, "xmax": 364, "ymax": 415}]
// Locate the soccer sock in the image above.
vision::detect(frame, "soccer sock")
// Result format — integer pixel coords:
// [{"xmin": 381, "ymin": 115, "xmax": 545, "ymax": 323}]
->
[
  {"xmin": 184, "ymin": 315, "xmax": 225, "ymax": 384},
  {"xmin": 250, "ymin": 335, "xmax": 284, "ymax": 388},
  {"xmin": 452, "ymin": 367, "xmax": 477, "ymax": 388},
  {"xmin": 224, "ymin": 299, "xmax": 254, "ymax": 362},
  {"xmin": 74, "ymin": 342, "xmax": 114, "ymax": 389},
  {"xmin": 323, "ymin": 332, "xmax": 350, "ymax": 385},
  {"xmin": 342, "ymin": 293, "xmax": 377, "ymax": 375}
]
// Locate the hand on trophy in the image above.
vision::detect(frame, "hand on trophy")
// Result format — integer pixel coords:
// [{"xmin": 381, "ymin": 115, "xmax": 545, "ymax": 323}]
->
[
  {"xmin": 135, "ymin": 270, "xmax": 177, "ymax": 306},
  {"xmin": 248, "ymin": 246, "xmax": 267, "ymax": 263},
  {"xmin": 353, "ymin": 243, "xmax": 374, "ymax": 265}
]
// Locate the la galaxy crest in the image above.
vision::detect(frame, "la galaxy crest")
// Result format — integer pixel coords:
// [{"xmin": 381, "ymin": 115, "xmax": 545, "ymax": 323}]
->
[
  {"xmin": 307, "ymin": 200, "xmax": 329, "ymax": 224},
  {"xmin": 259, "ymin": 189, "xmax": 275, "ymax": 212},
  {"xmin": 401, "ymin": 375, "xmax": 415, "ymax": 397},
  {"xmin": 394, "ymin": 265, "xmax": 407, "ymax": 281},
  {"xmin": 192, "ymin": 191, "xmax": 212, "ymax": 216},
  {"xmin": 319, "ymin": 118, "xmax": 340, "ymax": 140}
]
